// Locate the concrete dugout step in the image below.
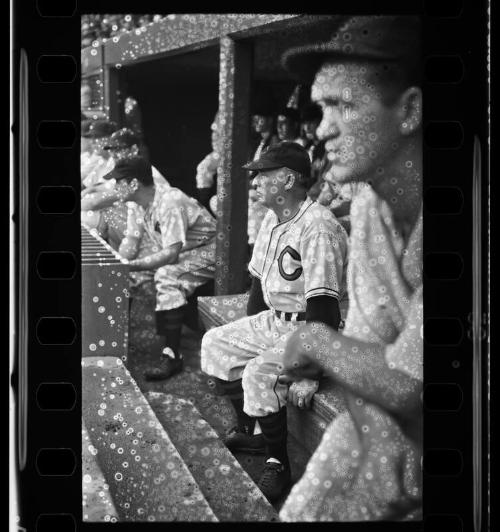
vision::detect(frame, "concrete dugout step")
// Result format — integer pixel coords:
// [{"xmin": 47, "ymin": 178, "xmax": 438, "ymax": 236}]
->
[
  {"xmin": 82, "ymin": 422, "xmax": 119, "ymax": 522},
  {"xmin": 82, "ymin": 356, "xmax": 217, "ymax": 522},
  {"xmin": 147, "ymin": 392, "xmax": 279, "ymax": 522}
]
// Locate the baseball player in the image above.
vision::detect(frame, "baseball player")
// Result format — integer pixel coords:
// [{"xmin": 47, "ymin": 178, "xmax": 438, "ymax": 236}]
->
[
  {"xmin": 195, "ymin": 111, "xmax": 221, "ymax": 216},
  {"xmin": 278, "ymin": 16, "xmax": 423, "ymax": 521},
  {"xmin": 201, "ymin": 142, "xmax": 348, "ymax": 502},
  {"xmin": 81, "ymin": 128, "xmax": 170, "ymax": 249},
  {"xmin": 81, "ymin": 119, "xmax": 118, "ymax": 190},
  {"xmin": 247, "ymin": 104, "xmax": 280, "ymax": 248},
  {"xmin": 102, "ymin": 156, "xmax": 216, "ymax": 380},
  {"xmin": 80, "ymin": 119, "xmax": 118, "ymax": 231}
]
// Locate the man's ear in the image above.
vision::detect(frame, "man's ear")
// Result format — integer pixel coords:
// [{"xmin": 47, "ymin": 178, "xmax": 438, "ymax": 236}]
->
[
  {"xmin": 398, "ymin": 86, "xmax": 422, "ymax": 135},
  {"xmin": 284, "ymin": 173, "xmax": 296, "ymax": 190},
  {"xmin": 129, "ymin": 178, "xmax": 139, "ymax": 192}
]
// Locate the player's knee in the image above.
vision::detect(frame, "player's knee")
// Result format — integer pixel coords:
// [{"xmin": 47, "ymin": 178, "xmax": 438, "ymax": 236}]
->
[
  {"xmin": 200, "ymin": 328, "xmax": 218, "ymax": 372},
  {"xmin": 242, "ymin": 358, "xmax": 262, "ymax": 391}
]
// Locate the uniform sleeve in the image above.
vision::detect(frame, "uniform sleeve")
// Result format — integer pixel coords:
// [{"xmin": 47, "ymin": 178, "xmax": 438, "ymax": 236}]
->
[
  {"xmin": 248, "ymin": 210, "xmax": 273, "ymax": 279},
  {"xmin": 301, "ymin": 226, "xmax": 347, "ymax": 300},
  {"xmin": 384, "ymin": 285, "xmax": 423, "ymax": 381},
  {"xmin": 151, "ymin": 165, "xmax": 169, "ymax": 187},
  {"xmin": 156, "ymin": 198, "xmax": 189, "ymax": 249}
]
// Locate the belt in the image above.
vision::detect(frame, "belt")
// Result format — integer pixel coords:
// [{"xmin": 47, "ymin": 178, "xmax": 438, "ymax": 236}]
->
[{"xmin": 275, "ymin": 310, "xmax": 306, "ymax": 322}]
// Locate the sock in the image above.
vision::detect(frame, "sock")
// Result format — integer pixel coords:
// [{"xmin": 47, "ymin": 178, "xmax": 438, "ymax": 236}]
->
[
  {"xmin": 257, "ymin": 408, "xmax": 289, "ymax": 466},
  {"xmin": 215, "ymin": 378, "xmax": 256, "ymax": 434},
  {"xmin": 155, "ymin": 305, "xmax": 188, "ymax": 359}
]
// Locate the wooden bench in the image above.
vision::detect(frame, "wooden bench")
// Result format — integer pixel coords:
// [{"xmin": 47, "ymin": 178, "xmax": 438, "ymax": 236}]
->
[{"xmin": 197, "ymin": 294, "xmax": 348, "ymax": 453}]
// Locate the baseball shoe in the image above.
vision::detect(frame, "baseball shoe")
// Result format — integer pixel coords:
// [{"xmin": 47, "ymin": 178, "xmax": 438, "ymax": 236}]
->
[
  {"xmin": 143, "ymin": 349, "xmax": 183, "ymax": 381},
  {"xmin": 223, "ymin": 426, "xmax": 266, "ymax": 454},
  {"xmin": 257, "ymin": 459, "xmax": 291, "ymax": 502}
]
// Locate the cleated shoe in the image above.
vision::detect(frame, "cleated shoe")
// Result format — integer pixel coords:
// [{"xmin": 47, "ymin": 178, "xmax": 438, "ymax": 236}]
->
[
  {"xmin": 144, "ymin": 349, "xmax": 183, "ymax": 381},
  {"xmin": 257, "ymin": 459, "xmax": 291, "ymax": 502},
  {"xmin": 223, "ymin": 426, "xmax": 266, "ymax": 454}
]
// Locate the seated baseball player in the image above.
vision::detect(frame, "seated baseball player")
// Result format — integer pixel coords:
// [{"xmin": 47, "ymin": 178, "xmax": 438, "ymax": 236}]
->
[
  {"xmin": 102, "ymin": 156, "xmax": 217, "ymax": 380},
  {"xmin": 81, "ymin": 119, "xmax": 118, "ymax": 230},
  {"xmin": 81, "ymin": 128, "xmax": 171, "ymax": 252},
  {"xmin": 201, "ymin": 142, "xmax": 348, "ymax": 502},
  {"xmin": 81, "ymin": 119, "xmax": 118, "ymax": 191}
]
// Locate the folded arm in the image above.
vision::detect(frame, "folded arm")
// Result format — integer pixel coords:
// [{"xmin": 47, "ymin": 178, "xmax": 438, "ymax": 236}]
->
[
  {"xmin": 283, "ymin": 322, "xmax": 422, "ymax": 418},
  {"xmin": 127, "ymin": 242, "xmax": 182, "ymax": 271},
  {"xmin": 81, "ymin": 185, "xmax": 123, "ymax": 212}
]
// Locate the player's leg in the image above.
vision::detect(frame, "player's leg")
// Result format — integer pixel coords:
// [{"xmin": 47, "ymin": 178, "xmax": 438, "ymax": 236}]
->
[
  {"xmin": 201, "ymin": 311, "xmax": 275, "ymax": 453},
  {"xmin": 143, "ymin": 266, "xmax": 189, "ymax": 380},
  {"xmin": 242, "ymin": 320, "xmax": 297, "ymax": 501},
  {"xmin": 243, "ymin": 355, "xmax": 291, "ymax": 501}
]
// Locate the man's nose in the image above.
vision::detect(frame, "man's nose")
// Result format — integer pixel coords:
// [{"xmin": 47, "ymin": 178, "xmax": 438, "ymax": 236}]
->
[{"xmin": 316, "ymin": 118, "xmax": 340, "ymax": 141}]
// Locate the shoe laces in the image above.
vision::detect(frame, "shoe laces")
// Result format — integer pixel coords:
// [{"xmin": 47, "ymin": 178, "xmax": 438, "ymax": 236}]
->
[
  {"xmin": 258, "ymin": 462, "xmax": 284, "ymax": 489},
  {"xmin": 227, "ymin": 425, "xmax": 251, "ymax": 436}
]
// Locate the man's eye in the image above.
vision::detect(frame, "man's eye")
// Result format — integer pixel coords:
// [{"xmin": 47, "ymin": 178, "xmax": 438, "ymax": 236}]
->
[{"xmin": 342, "ymin": 104, "xmax": 353, "ymax": 121}]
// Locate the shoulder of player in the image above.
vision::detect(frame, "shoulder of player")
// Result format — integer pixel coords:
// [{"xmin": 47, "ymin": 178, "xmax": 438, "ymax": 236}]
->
[
  {"xmin": 300, "ymin": 201, "xmax": 346, "ymax": 237},
  {"xmin": 156, "ymin": 184, "xmax": 190, "ymax": 207}
]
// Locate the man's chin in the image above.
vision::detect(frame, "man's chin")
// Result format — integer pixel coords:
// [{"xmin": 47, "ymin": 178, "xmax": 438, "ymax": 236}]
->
[
  {"xmin": 329, "ymin": 166, "xmax": 352, "ymax": 184},
  {"xmin": 330, "ymin": 165, "xmax": 369, "ymax": 185}
]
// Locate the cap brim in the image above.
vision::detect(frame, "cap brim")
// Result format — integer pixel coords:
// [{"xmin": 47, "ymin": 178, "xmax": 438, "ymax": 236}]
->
[
  {"xmin": 282, "ymin": 44, "xmax": 395, "ymax": 83},
  {"xmin": 102, "ymin": 168, "xmax": 122, "ymax": 181},
  {"xmin": 282, "ymin": 47, "xmax": 338, "ymax": 83},
  {"xmin": 242, "ymin": 160, "xmax": 283, "ymax": 172}
]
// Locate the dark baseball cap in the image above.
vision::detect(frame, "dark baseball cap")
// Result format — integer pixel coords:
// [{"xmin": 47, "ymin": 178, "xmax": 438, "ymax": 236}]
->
[
  {"xmin": 243, "ymin": 142, "xmax": 311, "ymax": 177},
  {"xmin": 282, "ymin": 16, "xmax": 421, "ymax": 83},
  {"xmin": 82, "ymin": 118, "xmax": 118, "ymax": 139},
  {"xmin": 103, "ymin": 128, "xmax": 139, "ymax": 150},
  {"xmin": 276, "ymin": 107, "xmax": 300, "ymax": 123},
  {"xmin": 102, "ymin": 155, "xmax": 153, "ymax": 185}
]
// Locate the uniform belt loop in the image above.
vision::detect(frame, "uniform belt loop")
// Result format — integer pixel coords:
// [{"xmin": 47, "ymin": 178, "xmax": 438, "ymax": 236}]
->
[{"xmin": 275, "ymin": 310, "xmax": 306, "ymax": 322}]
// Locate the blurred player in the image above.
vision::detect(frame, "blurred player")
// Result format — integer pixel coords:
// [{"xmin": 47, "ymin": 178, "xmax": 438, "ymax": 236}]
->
[{"xmin": 279, "ymin": 15, "xmax": 423, "ymax": 521}]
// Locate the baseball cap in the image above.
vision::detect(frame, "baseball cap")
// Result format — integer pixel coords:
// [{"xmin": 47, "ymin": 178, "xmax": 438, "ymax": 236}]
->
[
  {"xmin": 103, "ymin": 128, "xmax": 139, "ymax": 150},
  {"xmin": 282, "ymin": 16, "xmax": 421, "ymax": 83},
  {"xmin": 276, "ymin": 107, "xmax": 300, "ymax": 123},
  {"xmin": 82, "ymin": 119, "xmax": 118, "ymax": 139},
  {"xmin": 102, "ymin": 155, "xmax": 153, "ymax": 185},
  {"xmin": 243, "ymin": 142, "xmax": 311, "ymax": 177}
]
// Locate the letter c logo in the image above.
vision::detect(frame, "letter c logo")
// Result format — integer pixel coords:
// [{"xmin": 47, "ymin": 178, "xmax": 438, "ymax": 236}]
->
[{"xmin": 278, "ymin": 246, "xmax": 303, "ymax": 281}]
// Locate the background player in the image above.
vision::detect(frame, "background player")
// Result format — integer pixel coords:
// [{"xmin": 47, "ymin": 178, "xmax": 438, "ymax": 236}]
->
[{"xmin": 103, "ymin": 156, "xmax": 217, "ymax": 380}]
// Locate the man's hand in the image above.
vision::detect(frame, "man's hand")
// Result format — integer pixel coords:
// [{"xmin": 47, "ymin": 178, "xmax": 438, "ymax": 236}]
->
[
  {"xmin": 287, "ymin": 378, "xmax": 319, "ymax": 409},
  {"xmin": 279, "ymin": 323, "xmax": 324, "ymax": 383}
]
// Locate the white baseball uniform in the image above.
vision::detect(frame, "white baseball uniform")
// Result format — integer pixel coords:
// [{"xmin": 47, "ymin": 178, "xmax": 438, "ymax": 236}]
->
[
  {"xmin": 201, "ymin": 198, "xmax": 348, "ymax": 417},
  {"xmin": 142, "ymin": 183, "xmax": 216, "ymax": 311},
  {"xmin": 81, "ymin": 153, "xmax": 169, "ymax": 236},
  {"xmin": 280, "ymin": 185, "xmax": 423, "ymax": 522}
]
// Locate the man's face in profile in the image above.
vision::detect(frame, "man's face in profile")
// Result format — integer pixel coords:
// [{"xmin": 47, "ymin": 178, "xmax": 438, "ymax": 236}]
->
[
  {"xmin": 277, "ymin": 115, "xmax": 297, "ymax": 141},
  {"xmin": 252, "ymin": 114, "xmax": 273, "ymax": 135},
  {"xmin": 312, "ymin": 62, "xmax": 402, "ymax": 184}
]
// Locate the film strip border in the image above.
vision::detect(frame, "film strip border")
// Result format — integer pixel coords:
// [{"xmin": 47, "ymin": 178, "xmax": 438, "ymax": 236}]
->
[{"xmin": 11, "ymin": 0, "xmax": 489, "ymax": 530}]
